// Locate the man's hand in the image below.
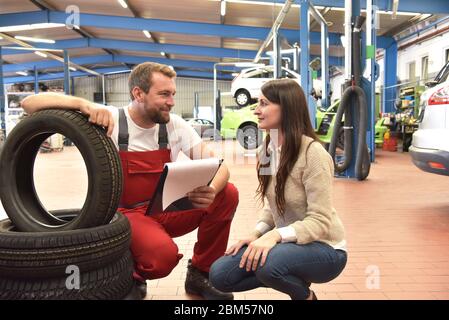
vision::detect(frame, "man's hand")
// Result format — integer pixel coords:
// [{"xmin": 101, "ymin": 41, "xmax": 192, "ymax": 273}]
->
[
  {"xmin": 187, "ymin": 185, "xmax": 216, "ymax": 209},
  {"xmin": 239, "ymin": 230, "xmax": 281, "ymax": 272},
  {"xmin": 80, "ymin": 103, "xmax": 114, "ymax": 137}
]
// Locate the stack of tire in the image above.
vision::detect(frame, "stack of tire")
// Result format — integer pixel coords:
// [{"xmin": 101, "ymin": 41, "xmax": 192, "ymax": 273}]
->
[{"xmin": 0, "ymin": 110, "xmax": 135, "ymax": 300}]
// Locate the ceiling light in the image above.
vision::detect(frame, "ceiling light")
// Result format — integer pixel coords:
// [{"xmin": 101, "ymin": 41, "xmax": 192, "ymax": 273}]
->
[
  {"xmin": 117, "ymin": 0, "xmax": 128, "ymax": 9},
  {"xmin": 143, "ymin": 30, "xmax": 152, "ymax": 39},
  {"xmin": 221, "ymin": 0, "xmax": 226, "ymax": 16},
  {"xmin": 234, "ymin": 62, "xmax": 265, "ymax": 67},
  {"xmin": 15, "ymin": 36, "xmax": 55, "ymax": 44},
  {"xmin": 160, "ymin": 51, "xmax": 166, "ymax": 56},
  {"xmin": 69, "ymin": 67, "xmax": 77, "ymax": 72},
  {"xmin": 16, "ymin": 71, "xmax": 28, "ymax": 76},
  {"xmin": 0, "ymin": 23, "xmax": 64, "ymax": 33},
  {"xmin": 34, "ymin": 51, "xmax": 48, "ymax": 58}
]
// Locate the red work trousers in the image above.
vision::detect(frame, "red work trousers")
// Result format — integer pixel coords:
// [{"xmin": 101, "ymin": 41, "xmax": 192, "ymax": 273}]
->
[{"xmin": 120, "ymin": 182, "xmax": 238, "ymax": 280}]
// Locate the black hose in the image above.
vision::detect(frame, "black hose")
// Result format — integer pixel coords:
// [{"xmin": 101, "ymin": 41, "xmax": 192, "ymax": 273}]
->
[
  {"xmin": 329, "ymin": 86, "xmax": 370, "ymax": 180},
  {"xmin": 328, "ymin": 87, "xmax": 352, "ymax": 173},
  {"xmin": 328, "ymin": 14, "xmax": 370, "ymax": 180}
]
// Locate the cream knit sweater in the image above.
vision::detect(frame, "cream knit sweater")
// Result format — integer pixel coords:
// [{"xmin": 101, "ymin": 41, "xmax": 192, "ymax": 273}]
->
[{"xmin": 254, "ymin": 135, "xmax": 346, "ymax": 249}]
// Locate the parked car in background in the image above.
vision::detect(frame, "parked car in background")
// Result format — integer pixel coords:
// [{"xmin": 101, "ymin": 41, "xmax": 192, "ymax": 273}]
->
[
  {"xmin": 231, "ymin": 66, "xmax": 302, "ymax": 107},
  {"xmin": 221, "ymin": 101, "xmax": 388, "ymax": 150},
  {"xmin": 185, "ymin": 118, "xmax": 215, "ymax": 139},
  {"xmin": 409, "ymin": 60, "xmax": 449, "ymax": 176}
]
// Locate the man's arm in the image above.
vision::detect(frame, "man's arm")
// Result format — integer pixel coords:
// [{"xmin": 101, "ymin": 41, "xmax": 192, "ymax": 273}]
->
[{"xmin": 21, "ymin": 93, "xmax": 115, "ymax": 136}]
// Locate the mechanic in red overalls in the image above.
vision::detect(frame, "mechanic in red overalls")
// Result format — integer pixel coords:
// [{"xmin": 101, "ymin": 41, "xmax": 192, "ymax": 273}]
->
[{"xmin": 21, "ymin": 62, "xmax": 239, "ymax": 300}]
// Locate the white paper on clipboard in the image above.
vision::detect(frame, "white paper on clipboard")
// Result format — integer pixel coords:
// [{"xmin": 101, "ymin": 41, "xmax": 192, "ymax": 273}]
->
[{"xmin": 162, "ymin": 158, "xmax": 221, "ymax": 210}]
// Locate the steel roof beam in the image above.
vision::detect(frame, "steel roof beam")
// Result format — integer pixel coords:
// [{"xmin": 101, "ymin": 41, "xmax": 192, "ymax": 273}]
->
[
  {"xmin": 3, "ymin": 66, "xmax": 233, "ymax": 84},
  {"xmin": 2, "ymin": 38, "xmax": 345, "ymax": 66},
  {"xmin": 0, "ymin": 11, "xmax": 395, "ymax": 48},
  {"xmin": 241, "ymin": 0, "xmax": 449, "ymax": 14}
]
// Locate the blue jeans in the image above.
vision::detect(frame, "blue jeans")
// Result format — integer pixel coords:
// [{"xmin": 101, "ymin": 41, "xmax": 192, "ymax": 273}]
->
[{"xmin": 209, "ymin": 241, "xmax": 347, "ymax": 300}]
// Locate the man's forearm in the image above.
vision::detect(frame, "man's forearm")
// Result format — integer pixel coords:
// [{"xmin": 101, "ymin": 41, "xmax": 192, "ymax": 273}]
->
[{"xmin": 21, "ymin": 93, "xmax": 91, "ymax": 114}]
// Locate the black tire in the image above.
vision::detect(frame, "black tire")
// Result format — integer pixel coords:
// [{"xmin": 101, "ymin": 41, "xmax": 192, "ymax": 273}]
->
[
  {"xmin": 237, "ymin": 124, "xmax": 263, "ymax": 150},
  {"xmin": 0, "ymin": 251, "xmax": 134, "ymax": 300},
  {"xmin": 0, "ymin": 109, "xmax": 123, "ymax": 232},
  {"xmin": 0, "ymin": 211, "xmax": 131, "ymax": 279},
  {"xmin": 235, "ymin": 89, "xmax": 251, "ymax": 107}
]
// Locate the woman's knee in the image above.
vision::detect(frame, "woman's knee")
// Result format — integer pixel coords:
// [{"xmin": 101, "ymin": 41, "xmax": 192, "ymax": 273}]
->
[
  {"xmin": 209, "ymin": 256, "xmax": 237, "ymax": 292},
  {"xmin": 254, "ymin": 262, "xmax": 282, "ymax": 285}
]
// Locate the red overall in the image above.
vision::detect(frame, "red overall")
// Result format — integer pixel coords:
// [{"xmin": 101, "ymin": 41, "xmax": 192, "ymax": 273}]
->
[{"xmin": 116, "ymin": 109, "xmax": 238, "ymax": 280}]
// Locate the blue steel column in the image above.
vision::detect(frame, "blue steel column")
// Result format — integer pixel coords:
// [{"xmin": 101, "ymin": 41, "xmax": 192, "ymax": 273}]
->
[
  {"xmin": 63, "ymin": 50, "xmax": 70, "ymax": 95},
  {"xmin": 300, "ymin": 0, "xmax": 315, "ymax": 127},
  {"xmin": 384, "ymin": 41, "xmax": 398, "ymax": 113},
  {"xmin": 34, "ymin": 66, "xmax": 39, "ymax": 94},
  {"xmin": 0, "ymin": 47, "xmax": 5, "ymax": 138}
]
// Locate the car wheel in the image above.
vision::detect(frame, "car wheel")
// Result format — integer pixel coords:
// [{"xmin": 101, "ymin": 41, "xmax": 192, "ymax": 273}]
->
[
  {"xmin": 0, "ymin": 109, "xmax": 123, "ymax": 232},
  {"xmin": 237, "ymin": 124, "xmax": 263, "ymax": 150},
  {"xmin": 235, "ymin": 90, "xmax": 251, "ymax": 107},
  {"xmin": 0, "ymin": 211, "xmax": 131, "ymax": 278},
  {"xmin": 0, "ymin": 251, "xmax": 134, "ymax": 300}
]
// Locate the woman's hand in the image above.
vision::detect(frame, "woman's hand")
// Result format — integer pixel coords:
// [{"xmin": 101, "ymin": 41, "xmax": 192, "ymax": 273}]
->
[
  {"xmin": 225, "ymin": 234, "xmax": 260, "ymax": 256},
  {"xmin": 239, "ymin": 230, "xmax": 281, "ymax": 272}
]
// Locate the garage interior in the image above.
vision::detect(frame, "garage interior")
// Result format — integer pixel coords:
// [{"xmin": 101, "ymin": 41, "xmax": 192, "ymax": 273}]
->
[{"xmin": 0, "ymin": 0, "xmax": 449, "ymax": 300}]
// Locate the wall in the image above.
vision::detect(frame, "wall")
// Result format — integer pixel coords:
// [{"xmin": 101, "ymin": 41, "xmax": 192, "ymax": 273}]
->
[
  {"xmin": 73, "ymin": 72, "xmax": 234, "ymax": 118},
  {"xmin": 397, "ymin": 22, "xmax": 449, "ymax": 84},
  {"xmin": 73, "ymin": 77, "xmax": 101, "ymax": 103}
]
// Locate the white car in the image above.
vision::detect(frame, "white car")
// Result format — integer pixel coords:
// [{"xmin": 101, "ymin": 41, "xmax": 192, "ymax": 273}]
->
[
  {"xmin": 410, "ymin": 61, "xmax": 449, "ymax": 176},
  {"xmin": 231, "ymin": 66, "xmax": 301, "ymax": 107},
  {"xmin": 184, "ymin": 118, "xmax": 214, "ymax": 138}
]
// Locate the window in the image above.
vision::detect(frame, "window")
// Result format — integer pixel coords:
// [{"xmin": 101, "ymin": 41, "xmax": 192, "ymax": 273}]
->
[
  {"xmin": 421, "ymin": 56, "xmax": 429, "ymax": 81},
  {"xmin": 408, "ymin": 61, "xmax": 416, "ymax": 83}
]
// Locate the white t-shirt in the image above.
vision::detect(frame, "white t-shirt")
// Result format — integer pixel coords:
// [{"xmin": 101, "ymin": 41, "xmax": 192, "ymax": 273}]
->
[{"xmin": 105, "ymin": 104, "xmax": 202, "ymax": 160}]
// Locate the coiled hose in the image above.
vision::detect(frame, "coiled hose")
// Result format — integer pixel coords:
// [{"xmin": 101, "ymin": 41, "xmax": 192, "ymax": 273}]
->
[{"xmin": 328, "ymin": 86, "xmax": 370, "ymax": 180}]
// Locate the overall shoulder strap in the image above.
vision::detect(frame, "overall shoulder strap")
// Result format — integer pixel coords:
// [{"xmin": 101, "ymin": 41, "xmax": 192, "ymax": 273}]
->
[
  {"xmin": 118, "ymin": 108, "xmax": 129, "ymax": 151},
  {"xmin": 158, "ymin": 124, "xmax": 168, "ymax": 150}
]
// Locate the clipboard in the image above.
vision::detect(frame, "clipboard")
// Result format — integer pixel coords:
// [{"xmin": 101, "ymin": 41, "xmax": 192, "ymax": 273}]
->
[{"xmin": 145, "ymin": 158, "xmax": 223, "ymax": 215}]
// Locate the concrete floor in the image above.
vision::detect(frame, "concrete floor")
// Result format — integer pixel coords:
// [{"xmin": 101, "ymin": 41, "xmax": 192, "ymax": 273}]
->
[{"xmin": 1, "ymin": 139, "xmax": 449, "ymax": 300}]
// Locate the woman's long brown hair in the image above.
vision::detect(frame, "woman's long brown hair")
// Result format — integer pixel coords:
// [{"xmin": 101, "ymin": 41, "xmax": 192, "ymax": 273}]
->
[{"xmin": 256, "ymin": 79, "xmax": 319, "ymax": 216}]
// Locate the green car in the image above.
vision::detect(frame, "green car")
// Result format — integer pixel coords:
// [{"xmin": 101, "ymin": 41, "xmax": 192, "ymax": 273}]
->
[{"xmin": 220, "ymin": 101, "xmax": 388, "ymax": 150}]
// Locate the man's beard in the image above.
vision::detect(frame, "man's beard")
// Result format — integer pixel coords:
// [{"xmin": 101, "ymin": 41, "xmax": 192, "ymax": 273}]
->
[{"xmin": 147, "ymin": 108, "xmax": 170, "ymax": 124}]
